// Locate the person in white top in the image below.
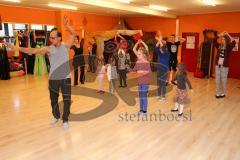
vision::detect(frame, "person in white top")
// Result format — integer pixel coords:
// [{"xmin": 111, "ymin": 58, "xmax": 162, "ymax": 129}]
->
[
  {"xmin": 96, "ymin": 58, "xmax": 106, "ymax": 94},
  {"xmin": 114, "ymin": 33, "xmax": 130, "ymax": 88},
  {"xmin": 107, "ymin": 58, "xmax": 118, "ymax": 94}
]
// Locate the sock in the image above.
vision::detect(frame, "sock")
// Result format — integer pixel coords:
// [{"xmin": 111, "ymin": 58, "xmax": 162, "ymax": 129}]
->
[
  {"xmin": 174, "ymin": 102, "xmax": 179, "ymax": 110},
  {"xmin": 179, "ymin": 104, "xmax": 184, "ymax": 114}
]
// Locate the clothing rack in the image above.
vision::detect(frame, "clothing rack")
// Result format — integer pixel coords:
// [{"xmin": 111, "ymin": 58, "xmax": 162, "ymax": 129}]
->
[{"xmin": 0, "ymin": 36, "xmax": 14, "ymax": 40}]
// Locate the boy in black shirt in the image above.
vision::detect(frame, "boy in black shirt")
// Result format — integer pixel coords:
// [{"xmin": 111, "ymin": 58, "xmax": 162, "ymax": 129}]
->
[{"xmin": 166, "ymin": 34, "xmax": 185, "ymax": 85}]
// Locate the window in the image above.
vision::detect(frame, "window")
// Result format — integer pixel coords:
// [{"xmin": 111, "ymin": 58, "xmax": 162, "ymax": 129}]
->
[
  {"xmin": 31, "ymin": 24, "xmax": 43, "ymax": 30},
  {"xmin": 14, "ymin": 23, "xmax": 26, "ymax": 30},
  {"xmin": 47, "ymin": 25, "xmax": 55, "ymax": 31},
  {"xmin": 8, "ymin": 23, "xmax": 14, "ymax": 37},
  {"xmin": 0, "ymin": 23, "xmax": 5, "ymax": 36}
]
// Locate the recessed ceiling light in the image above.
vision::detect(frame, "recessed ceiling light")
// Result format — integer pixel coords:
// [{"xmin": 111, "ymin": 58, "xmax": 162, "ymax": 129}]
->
[
  {"xmin": 48, "ymin": 3, "xmax": 78, "ymax": 10},
  {"xmin": 3, "ymin": 0, "xmax": 21, "ymax": 3},
  {"xmin": 149, "ymin": 4, "xmax": 168, "ymax": 12},
  {"xmin": 202, "ymin": 0, "xmax": 216, "ymax": 6},
  {"xmin": 117, "ymin": 0, "xmax": 130, "ymax": 4}
]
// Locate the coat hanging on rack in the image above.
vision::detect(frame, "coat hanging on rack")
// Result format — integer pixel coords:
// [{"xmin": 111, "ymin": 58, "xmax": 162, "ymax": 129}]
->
[
  {"xmin": 13, "ymin": 31, "xmax": 20, "ymax": 58},
  {"xmin": 200, "ymin": 29, "xmax": 217, "ymax": 78},
  {"xmin": 0, "ymin": 43, "xmax": 10, "ymax": 80},
  {"xmin": 34, "ymin": 42, "xmax": 47, "ymax": 76}
]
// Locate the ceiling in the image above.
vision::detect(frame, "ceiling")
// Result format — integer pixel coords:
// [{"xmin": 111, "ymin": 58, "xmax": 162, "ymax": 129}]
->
[{"xmin": 1, "ymin": 0, "xmax": 240, "ymax": 18}]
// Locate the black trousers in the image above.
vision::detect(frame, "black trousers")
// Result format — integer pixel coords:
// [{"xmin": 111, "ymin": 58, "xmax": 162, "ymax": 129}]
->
[
  {"xmin": 118, "ymin": 69, "xmax": 127, "ymax": 86},
  {"xmin": 49, "ymin": 78, "xmax": 71, "ymax": 122},
  {"xmin": 74, "ymin": 66, "xmax": 85, "ymax": 85},
  {"xmin": 88, "ymin": 55, "xmax": 96, "ymax": 73}
]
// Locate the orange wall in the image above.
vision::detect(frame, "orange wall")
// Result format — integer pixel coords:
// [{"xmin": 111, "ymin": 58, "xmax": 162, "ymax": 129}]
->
[
  {"xmin": 125, "ymin": 16, "xmax": 176, "ymax": 37},
  {"xmin": 125, "ymin": 12, "xmax": 240, "ymax": 48},
  {"xmin": 60, "ymin": 11, "xmax": 119, "ymax": 39},
  {"xmin": 126, "ymin": 12, "xmax": 240, "ymax": 78},
  {"xmin": 178, "ymin": 12, "xmax": 240, "ymax": 78},
  {"xmin": 0, "ymin": 5, "xmax": 57, "ymax": 57},
  {"xmin": 126, "ymin": 12, "xmax": 240, "ymax": 43},
  {"xmin": 179, "ymin": 12, "xmax": 240, "ymax": 45},
  {"xmin": 0, "ymin": 4, "xmax": 119, "ymax": 42},
  {"xmin": 0, "ymin": 5, "xmax": 119, "ymax": 59},
  {"xmin": 2, "ymin": 4, "xmax": 240, "ymax": 47},
  {"xmin": 0, "ymin": 5, "xmax": 57, "ymax": 25},
  {"xmin": 60, "ymin": 11, "xmax": 119, "ymax": 58},
  {"xmin": 1, "ymin": 4, "xmax": 240, "ymax": 77}
]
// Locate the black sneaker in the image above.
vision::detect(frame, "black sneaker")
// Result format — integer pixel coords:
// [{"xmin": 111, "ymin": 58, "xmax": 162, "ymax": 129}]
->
[
  {"xmin": 178, "ymin": 113, "xmax": 183, "ymax": 117},
  {"xmin": 216, "ymin": 95, "xmax": 221, "ymax": 99},
  {"xmin": 171, "ymin": 109, "xmax": 178, "ymax": 112}
]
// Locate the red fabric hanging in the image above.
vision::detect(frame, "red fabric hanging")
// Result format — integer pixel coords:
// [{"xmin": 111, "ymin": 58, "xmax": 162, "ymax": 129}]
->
[{"xmin": 133, "ymin": 32, "xmax": 142, "ymax": 40}]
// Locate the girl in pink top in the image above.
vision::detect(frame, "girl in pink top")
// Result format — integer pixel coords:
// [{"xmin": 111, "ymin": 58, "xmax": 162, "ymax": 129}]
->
[{"xmin": 131, "ymin": 40, "xmax": 152, "ymax": 114}]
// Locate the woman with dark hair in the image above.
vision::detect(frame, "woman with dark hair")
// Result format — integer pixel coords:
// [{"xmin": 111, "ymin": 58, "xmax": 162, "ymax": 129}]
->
[
  {"xmin": 71, "ymin": 28, "xmax": 85, "ymax": 85},
  {"xmin": 0, "ymin": 42, "xmax": 10, "ymax": 80},
  {"xmin": 88, "ymin": 37, "xmax": 97, "ymax": 73},
  {"xmin": 214, "ymin": 31, "xmax": 235, "ymax": 99}
]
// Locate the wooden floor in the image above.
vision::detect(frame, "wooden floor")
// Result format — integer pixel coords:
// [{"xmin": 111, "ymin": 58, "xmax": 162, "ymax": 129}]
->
[{"xmin": 0, "ymin": 72, "xmax": 240, "ymax": 160}]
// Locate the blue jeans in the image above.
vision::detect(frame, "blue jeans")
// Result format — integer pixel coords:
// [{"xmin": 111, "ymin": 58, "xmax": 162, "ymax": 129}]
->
[
  {"xmin": 215, "ymin": 66, "xmax": 229, "ymax": 95},
  {"xmin": 138, "ymin": 84, "xmax": 149, "ymax": 112}
]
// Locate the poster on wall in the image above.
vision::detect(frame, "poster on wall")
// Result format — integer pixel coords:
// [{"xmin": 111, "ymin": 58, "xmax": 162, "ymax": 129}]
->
[
  {"xmin": 186, "ymin": 36, "xmax": 195, "ymax": 49},
  {"xmin": 232, "ymin": 37, "xmax": 239, "ymax": 52}
]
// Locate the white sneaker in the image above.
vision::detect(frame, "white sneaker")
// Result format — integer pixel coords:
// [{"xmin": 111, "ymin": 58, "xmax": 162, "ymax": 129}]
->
[
  {"xmin": 142, "ymin": 112, "xmax": 148, "ymax": 117},
  {"xmin": 159, "ymin": 97, "xmax": 166, "ymax": 102},
  {"xmin": 137, "ymin": 111, "xmax": 143, "ymax": 116},
  {"xmin": 49, "ymin": 118, "xmax": 59, "ymax": 125},
  {"xmin": 62, "ymin": 122, "xmax": 69, "ymax": 129}
]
